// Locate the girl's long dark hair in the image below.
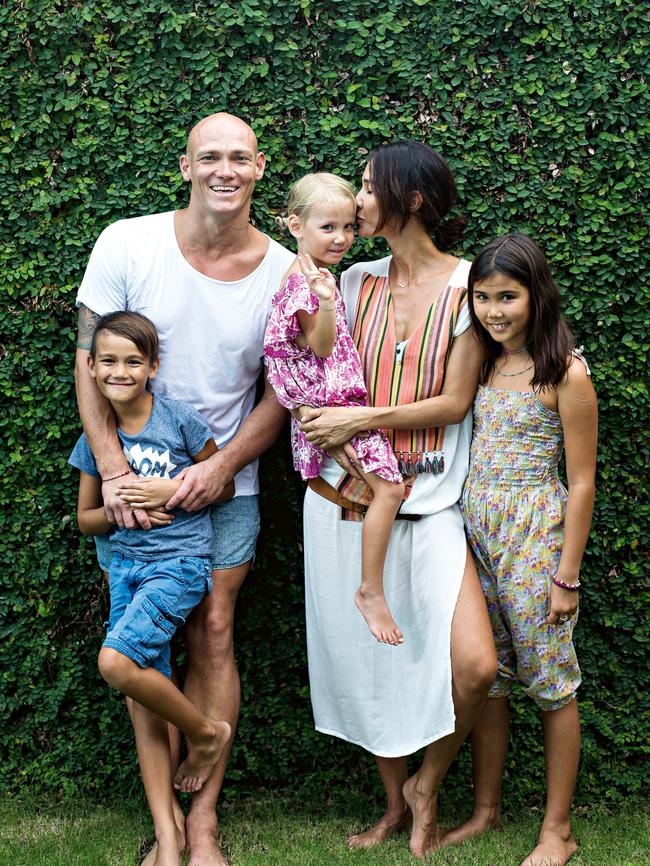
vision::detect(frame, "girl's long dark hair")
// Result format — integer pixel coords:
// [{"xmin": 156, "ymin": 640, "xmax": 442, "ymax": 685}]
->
[{"xmin": 468, "ymin": 233, "xmax": 574, "ymax": 391}]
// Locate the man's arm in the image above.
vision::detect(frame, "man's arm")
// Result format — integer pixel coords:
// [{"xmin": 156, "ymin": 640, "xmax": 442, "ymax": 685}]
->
[
  {"xmin": 75, "ymin": 304, "xmax": 149, "ymax": 529},
  {"xmin": 166, "ymin": 370, "xmax": 287, "ymax": 512}
]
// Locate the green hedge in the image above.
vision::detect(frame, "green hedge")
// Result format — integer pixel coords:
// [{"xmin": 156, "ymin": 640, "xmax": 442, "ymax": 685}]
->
[{"xmin": 1, "ymin": 0, "xmax": 647, "ymax": 805}]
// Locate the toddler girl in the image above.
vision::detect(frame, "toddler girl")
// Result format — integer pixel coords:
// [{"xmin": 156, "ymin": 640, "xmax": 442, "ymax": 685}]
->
[
  {"xmin": 264, "ymin": 173, "xmax": 405, "ymax": 645},
  {"xmin": 446, "ymin": 233, "xmax": 598, "ymax": 866}
]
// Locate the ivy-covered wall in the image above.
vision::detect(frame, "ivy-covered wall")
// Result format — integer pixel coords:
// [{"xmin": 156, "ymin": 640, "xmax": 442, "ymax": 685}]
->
[{"xmin": 1, "ymin": 0, "xmax": 647, "ymax": 803}]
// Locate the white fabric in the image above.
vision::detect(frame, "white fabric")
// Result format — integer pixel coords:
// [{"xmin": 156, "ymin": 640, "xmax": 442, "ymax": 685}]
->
[
  {"xmin": 77, "ymin": 211, "xmax": 293, "ymax": 495},
  {"xmin": 304, "ymin": 255, "xmax": 473, "ymax": 756}
]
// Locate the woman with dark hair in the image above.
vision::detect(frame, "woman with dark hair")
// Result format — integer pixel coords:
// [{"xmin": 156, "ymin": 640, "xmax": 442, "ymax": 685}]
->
[{"xmin": 299, "ymin": 141, "xmax": 497, "ymax": 857}]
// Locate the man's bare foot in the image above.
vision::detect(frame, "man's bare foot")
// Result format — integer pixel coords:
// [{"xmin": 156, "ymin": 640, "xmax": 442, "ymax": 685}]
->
[
  {"xmin": 355, "ymin": 587, "xmax": 404, "ymax": 645},
  {"xmin": 402, "ymin": 775, "xmax": 439, "ymax": 859},
  {"xmin": 441, "ymin": 809, "xmax": 502, "ymax": 846},
  {"xmin": 347, "ymin": 807, "xmax": 410, "ymax": 849},
  {"xmin": 521, "ymin": 828, "xmax": 577, "ymax": 866},
  {"xmin": 174, "ymin": 721, "xmax": 231, "ymax": 793},
  {"xmin": 187, "ymin": 817, "xmax": 228, "ymax": 866}
]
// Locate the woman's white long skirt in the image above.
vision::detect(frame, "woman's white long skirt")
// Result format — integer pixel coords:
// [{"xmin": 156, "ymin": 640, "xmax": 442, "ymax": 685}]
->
[{"xmin": 304, "ymin": 486, "xmax": 467, "ymax": 758}]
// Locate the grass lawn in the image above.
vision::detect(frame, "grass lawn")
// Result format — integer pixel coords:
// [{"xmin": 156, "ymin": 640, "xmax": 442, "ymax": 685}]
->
[{"xmin": 1, "ymin": 795, "xmax": 648, "ymax": 866}]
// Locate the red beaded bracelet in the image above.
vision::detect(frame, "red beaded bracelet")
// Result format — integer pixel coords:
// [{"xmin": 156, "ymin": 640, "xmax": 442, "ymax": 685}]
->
[
  {"xmin": 102, "ymin": 469, "xmax": 132, "ymax": 483},
  {"xmin": 552, "ymin": 575, "xmax": 581, "ymax": 591}
]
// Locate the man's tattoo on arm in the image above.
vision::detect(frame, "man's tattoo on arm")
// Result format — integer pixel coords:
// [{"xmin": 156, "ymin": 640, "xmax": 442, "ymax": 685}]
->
[{"xmin": 77, "ymin": 304, "xmax": 100, "ymax": 350}]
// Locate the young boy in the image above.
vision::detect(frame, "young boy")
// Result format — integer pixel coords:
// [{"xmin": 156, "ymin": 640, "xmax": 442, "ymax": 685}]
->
[{"xmin": 69, "ymin": 311, "xmax": 233, "ymax": 866}]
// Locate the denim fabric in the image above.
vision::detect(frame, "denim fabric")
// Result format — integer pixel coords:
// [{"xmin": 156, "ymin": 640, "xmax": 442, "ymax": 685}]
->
[
  {"xmin": 210, "ymin": 494, "xmax": 260, "ymax": 570},
  {"xmin": 103, "ymin": 552, "xmax": 212, "ymax": 677}
]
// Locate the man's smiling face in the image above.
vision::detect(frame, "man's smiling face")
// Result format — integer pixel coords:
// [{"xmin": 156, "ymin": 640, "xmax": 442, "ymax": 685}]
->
[{"xmin": 180, "ymin": 113, "xmax": 266, "ymax": 219}]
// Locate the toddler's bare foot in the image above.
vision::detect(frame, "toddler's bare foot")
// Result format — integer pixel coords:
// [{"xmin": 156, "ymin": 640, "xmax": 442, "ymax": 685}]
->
[
  {"xmin": 521, "ymin": 828, "xmax": 577, "ymax": 866},
  {"xmin": 347, "ymin": 807, "xmax": 410, "ymax": 849},
  {"xmin": 355, "ymin": 587, "xmax": 404, "ymax": 645},
  {"xmin": 402, "ymin": 775, "xmax": 439, "ymax": 859},
  {"xmin": 441, "ymin": 807, "xmax": 501, "ymax": 846},
  {"xmin": 173, "ymin": 720, "xmax": 231, "ymax": 793}
]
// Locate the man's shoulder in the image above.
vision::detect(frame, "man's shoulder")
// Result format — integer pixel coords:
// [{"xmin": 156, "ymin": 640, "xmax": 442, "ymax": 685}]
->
[
  {"xmin": 262, "ymin": 236, "xmax": 294, "ymax": 268},
  {"xmin": 97, "ymin": 211, "xmax": 174, "ymax": 245}
]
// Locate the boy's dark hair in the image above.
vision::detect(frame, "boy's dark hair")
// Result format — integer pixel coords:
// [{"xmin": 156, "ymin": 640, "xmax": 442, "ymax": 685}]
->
[
  {"xmin": 367, "ymin": 140, "xmax": 465, "ymax": 249},
  {"xmin": 468, "ymin": 233, "xmax": 574, "ymax": 391},
  {"xmin": 90, "ymin": 311, "xmax": 159, "ymax": 363}
]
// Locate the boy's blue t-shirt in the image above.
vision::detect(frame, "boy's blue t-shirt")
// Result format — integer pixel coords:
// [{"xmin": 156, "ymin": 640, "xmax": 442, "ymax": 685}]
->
[{"xmin": 69, "ymin": 393, "xmax": 214, "ymax": 560}]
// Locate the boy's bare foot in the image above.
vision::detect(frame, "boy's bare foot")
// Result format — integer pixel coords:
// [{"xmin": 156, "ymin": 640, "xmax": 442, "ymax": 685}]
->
[
  {"xmin": 142, "ymin": 825, "xmax": 184, "ymax": 866},
  {"xmin": 402, "ymin": 775, "xmax": 439, "ymax": 859},
  {"xmin": 174, "ymin": 721, "xmax": 231, "ymax": 793},
  {"xmin": 521, "ymin": 828, "xmax": 577, "ymax": 866},
  {"xmin": 347, "ymin": 807, "xmax": 410, "ymax": 849},
  {"xmin": 441, "ymin": 808, "xmax": 502, "ymax": 846},
  {"xmin": 355, "ymin": 587, "xmax": 404, "ymax": 645}
]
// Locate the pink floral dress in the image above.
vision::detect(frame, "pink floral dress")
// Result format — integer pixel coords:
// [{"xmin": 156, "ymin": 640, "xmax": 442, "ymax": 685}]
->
[{"xmin": 264, "ymin": 273, "xmax": 402, "ymax": 483}]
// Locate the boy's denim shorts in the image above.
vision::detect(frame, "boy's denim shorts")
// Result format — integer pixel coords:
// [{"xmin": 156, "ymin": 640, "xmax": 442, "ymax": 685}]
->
[
  {"xmin": 103, "ymin": 552, "xmax": 212, "ymax": 678},
  {"xmin": 93, "ymin": 495, "xmax": 260, "ymax": 575}
]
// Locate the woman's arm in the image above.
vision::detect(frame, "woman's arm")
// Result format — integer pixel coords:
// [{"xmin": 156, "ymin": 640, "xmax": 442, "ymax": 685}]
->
[
  {"xmin": 300, "ymin": 326, "xmax": 483, "ymax": 449},
  {"xmin": 547, "ymin": 359, "xmax": 598, "ymax": 624}
]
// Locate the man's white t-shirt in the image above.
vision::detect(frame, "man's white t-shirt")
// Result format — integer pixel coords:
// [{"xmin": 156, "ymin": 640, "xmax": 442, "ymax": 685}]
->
[{"xmin": 77, "ymin": 211, "xmax": 294, "ymax": 496}]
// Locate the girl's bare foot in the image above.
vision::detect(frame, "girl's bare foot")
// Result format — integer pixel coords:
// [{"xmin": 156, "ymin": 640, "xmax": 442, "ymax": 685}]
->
[
  {"xmin": 442, "ymin": 806, "xmax": 502, "ymax": 846},
  {"xmin": 173, "ymin": 721, "xmax": 231, "ymax": 793},
  {"xmin": 142, "ymin": 824, "xmax": 184, "ymax": 866},
  {"xmin": 355, "ymin": 587, "xmax": 404, "ymax": 645},
  {"xmin": 347, "ymin": 807, "xmax": 410, "ymax": 849},
  {"xmin": 402, "ymin": 775, "xmax": 439, "ymax": 859},
  {"xmin": 521, "ymin": 828, "xmax": 577, "ymax": 866}
]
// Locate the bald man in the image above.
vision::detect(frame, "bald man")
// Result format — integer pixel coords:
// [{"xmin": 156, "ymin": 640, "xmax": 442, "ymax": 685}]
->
[{"xmin": 74, "ymin": 113, "xmax": 293, "ymax": 865}]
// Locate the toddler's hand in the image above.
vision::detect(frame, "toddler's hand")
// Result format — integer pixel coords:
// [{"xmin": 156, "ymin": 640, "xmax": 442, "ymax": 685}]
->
[{"xmin": 298, "ymin": 252, "xmax": 337, "ymax": 304}]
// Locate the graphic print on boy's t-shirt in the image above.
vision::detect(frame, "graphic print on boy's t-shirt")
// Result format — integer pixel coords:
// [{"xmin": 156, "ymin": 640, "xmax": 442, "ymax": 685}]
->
[{"xmin": 123, "ymin": 443, "xmax": 176, "ymax": 479}]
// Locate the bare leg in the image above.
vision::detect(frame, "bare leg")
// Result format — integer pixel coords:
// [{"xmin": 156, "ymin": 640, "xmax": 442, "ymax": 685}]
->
[
  {"xmin": 184, "ymin": 562, "xmax": 250, "ymax": 866},
  {"xmin": 402, "ymin": 548, "xmax": 497, "ymax": 858},
  {"xmin": 132, "ymin": 702, "xmax": 184, "ymax": 866},
  {"xmin": 354, "ymin": 472, "xmax": 405, "ymax": 644},
  {"xmin": 521, "ymin": 700, "xmax": 580, "ymax": 866},
  {"xmin": 127, "ymin": 670, "xmax": 186, "ymax": 850},
  {"xmin": 98, "ymin": 649, "xmax": 230, "ymax": 793},
  {"xmin": 348, "ymin": 756, "xmax": 410, "ymax": 848},
  {"xmin": 442, "ymin": 696, "xmax": 508, "ymax": 845}
]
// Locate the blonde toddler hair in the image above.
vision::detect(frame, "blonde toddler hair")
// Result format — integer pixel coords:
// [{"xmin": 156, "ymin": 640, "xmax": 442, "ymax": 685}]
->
[{"xmin": 286, "ymin": 172, "xmax": 356, "ymax": 222}]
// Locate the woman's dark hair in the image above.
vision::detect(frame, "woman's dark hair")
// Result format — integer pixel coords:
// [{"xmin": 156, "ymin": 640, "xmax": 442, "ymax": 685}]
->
[
  {"xmin": 367, "ymin": 140, "xmax": 465, "ymax": 248},
  {"xmin": 90, "ymin": 311, "xmax": 159, "ymax": 363},
  {"xmin": 468, "ymin": 233, "xmax": 574, "ymax": 391}
]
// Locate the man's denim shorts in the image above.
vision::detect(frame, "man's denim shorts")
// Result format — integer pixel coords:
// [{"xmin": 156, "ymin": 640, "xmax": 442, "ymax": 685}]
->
[
  {"xmin": 103, "ymin": 552, "xmax": 212, "ymax": 678},
  {"xmin": 210, "ymin": 494, "xmax": 260, "ymax": 570},
  {"xmin": 93, "ymin": 495, "xmax": 260, "ymax": 575}
]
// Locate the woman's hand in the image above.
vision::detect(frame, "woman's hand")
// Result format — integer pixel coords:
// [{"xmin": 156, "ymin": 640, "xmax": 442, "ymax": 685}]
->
[
  {"xmin": 298, "ymin": 252, "xmax": 337, "ymax": 304},
  {"xmin": 301, "ymin": 406, "xmax": 370, "ymax": 449},
  {"xmin": 118, "ymin": 477, "xmax": 181, "ymax": 510},
  {"xmin": 547, "ymin": 582, "xmax": 579, "ymax": 625}
]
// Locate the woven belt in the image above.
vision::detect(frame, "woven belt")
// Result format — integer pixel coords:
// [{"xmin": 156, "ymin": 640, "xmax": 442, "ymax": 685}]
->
[{"xmin": 307, "ymin": 476, "xmax": 421, "ymax": 521}]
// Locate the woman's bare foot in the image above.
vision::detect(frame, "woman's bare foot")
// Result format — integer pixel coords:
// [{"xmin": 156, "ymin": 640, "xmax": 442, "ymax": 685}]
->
[
  {"xmin": 441, "ymin": 806, "xmax": 502, "ymax": 846},
  {"xmin": 347, "ymin": 807, "xmax": 410, "ymax": 849},
  {"xmin": 171, "ymin": 795, "xmax": 186, "ymax": 852},
  {"xmin": 173, "ymin": 721, "xmax": 231, "ymax": 793},
  {"xmin": 355, "ymin": 587, "xmax": 404, "ymax": 645},
  {"xmin": 521, "ymin": 827, "xmax": 577, "ymax": 866},
  {"xmin": 402, "ymin": 775, "xmax": 439, "ymax": 859}
]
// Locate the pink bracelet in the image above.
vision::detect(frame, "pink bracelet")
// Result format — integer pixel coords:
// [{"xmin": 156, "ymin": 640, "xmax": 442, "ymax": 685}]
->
[
  {"xmin": 102, "ymin": 469, "xmax": 131, "ymax": 483},
  {"xmin": 552, "ymin": 575, "xmax": 581, "ymax": 591}
]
